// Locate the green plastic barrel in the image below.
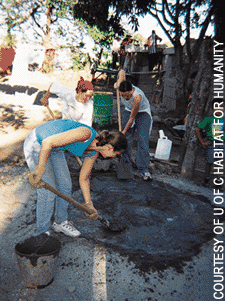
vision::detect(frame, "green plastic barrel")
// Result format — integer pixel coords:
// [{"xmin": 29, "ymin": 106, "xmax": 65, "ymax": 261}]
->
[{"xmin": 93, "ymin": 92, "xmax": 113, "ymax": 126}]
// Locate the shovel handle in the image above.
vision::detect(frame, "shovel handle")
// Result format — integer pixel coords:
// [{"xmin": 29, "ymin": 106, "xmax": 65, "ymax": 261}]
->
[
  {"xmin": 28, "ymin": 174, "xmax": 94, "ymax": 215},
  {"xmin": 116, "ymin": 89, "xmax": 122, "ymax": 132},
  {"xmin": 43, "ymin": 182, "xmax": 94, "ymax": 215},
  {"xmin": 46, "ymin": 105, "xmax": 55, "ymax": 119},
  {"xmin": 44, "ymin": 181, "xmax": 109, "ymax": 227}
]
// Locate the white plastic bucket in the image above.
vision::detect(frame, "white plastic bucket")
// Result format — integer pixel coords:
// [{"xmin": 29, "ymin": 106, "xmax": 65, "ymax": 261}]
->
[{"xmin": 155, "ymin": 137, "xmax": 172, "ymax": 160}]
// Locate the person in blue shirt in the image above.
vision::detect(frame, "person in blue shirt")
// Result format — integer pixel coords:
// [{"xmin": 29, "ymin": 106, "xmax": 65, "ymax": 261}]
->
[{"xmin": 23, "ymin": 120, "xmax": 127, "ymax": 237}]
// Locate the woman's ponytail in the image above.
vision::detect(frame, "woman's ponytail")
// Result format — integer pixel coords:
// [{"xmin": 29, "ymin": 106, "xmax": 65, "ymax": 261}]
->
[
  {"xmin": 96, "ymin": 130, "xmax": 111, "ymax": 146},
  {"xmin": 96, "ymin": 130, "xmax": 128, "ymax": 151}
]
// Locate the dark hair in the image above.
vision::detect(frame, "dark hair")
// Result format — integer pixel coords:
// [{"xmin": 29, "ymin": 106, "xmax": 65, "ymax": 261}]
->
[
  {"xmin": 96, "ymin": 130, "xmax": 128, "ymax": 151},
  {"xmin": 76, "ymin": 76, "xmax": 94, "ymax": 93},
  {"xmin": 119, "ymin": 81, "xmax": 132, "ymax": 92}
]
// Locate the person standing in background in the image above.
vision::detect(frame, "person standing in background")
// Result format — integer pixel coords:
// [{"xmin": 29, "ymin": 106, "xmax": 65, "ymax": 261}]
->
[
  {"xmin": 119, "ymin": 81, "xmax": 153, "ymax": 181},
  {"xmin": 149, "ymin": 30, "xmax": 162, "ymax": 54},
  {"xmin": 147, "ymin": 30, "xmax": 162, "ymax": 71}
]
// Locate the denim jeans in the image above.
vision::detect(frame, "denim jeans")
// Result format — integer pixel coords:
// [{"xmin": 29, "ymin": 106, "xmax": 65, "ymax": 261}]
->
[
  {"xmin": 122, "ymin": 110, "xmax": 152, "ymax": 173},
  {"xmin": 23, "ymin": 129, "xmax": 71, "ymax": 235},
  {"xmin": 204, "ymin": 141, "xmax": 224, "ymax": 165}
]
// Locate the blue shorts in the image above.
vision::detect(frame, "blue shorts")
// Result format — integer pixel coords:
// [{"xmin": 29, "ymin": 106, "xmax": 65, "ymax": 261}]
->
[{"xmin": 204, "ymin": 141, "xmax": 224, "ymax": 164}]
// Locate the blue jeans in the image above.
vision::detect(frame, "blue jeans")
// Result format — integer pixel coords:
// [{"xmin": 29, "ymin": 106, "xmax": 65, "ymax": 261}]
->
[
  {"xmin": 204, "ymin": 141, "xmax": 224, "ymax": 164},
  {"xmin": 23, "ymin": 129, "xmax": 71, "ymax": 235},
  {"xmin": 122, "ymin": 110, "xmax": 152, "ymax": 173}
]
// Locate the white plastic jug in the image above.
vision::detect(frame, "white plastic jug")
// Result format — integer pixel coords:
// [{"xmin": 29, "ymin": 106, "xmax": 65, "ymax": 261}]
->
[{"xmin": 155, "ymin": 136, "xmax": 172, "ymax": 160}]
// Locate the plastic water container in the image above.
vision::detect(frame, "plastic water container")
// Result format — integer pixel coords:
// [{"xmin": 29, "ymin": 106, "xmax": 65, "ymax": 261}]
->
[{"xmin": 155, "ymin": 136, "xmax": 172, "ymax": 161}]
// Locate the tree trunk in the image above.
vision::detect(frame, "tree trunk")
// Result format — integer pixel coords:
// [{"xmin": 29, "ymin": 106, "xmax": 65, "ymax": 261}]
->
[
  {"xmin": 42, "ymin": 3, "xmax": 54, "ymax": 73},
  {"xmin": 180, "ymin": 38, "xmax": 213, "ymax": 180}
]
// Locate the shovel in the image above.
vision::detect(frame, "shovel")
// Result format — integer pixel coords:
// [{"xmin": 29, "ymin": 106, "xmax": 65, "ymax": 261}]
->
[
  {"xmin": 28, "ymin": 174, "xmax": 126, "ymax": 232},
  {"xmin": 115, "ymin": 89, "xmax": 133, "ymax": 180},
  {"xmin": 116, "ymin": 89, "xmax": 122, "ymax": 131}
]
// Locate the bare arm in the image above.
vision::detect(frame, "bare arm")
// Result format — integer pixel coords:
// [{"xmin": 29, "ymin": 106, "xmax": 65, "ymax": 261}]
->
[
  {"xmin": 40, "ymin": 82, "xmax": 53, "ymax": 106},
  {"xmin": 195, "ymin": 127, "xmax": 211, "ymax": 146},
  {"xmin": 122, "ymin": 95, "xmax": 141, "ymax": 134},
  {"xmin": 79, "ymin": 152, "xmax": 99, "ymax": 220},
  {"xmin": 114, "ymin": 70, "xmax": 126, "ymax": 89},
  {"xmin": 79, "ymin": 152, "xmax": 98, "ymax": 204}
]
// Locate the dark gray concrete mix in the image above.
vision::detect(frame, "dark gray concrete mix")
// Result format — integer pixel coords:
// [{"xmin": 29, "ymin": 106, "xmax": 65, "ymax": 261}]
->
[{"xmin": 68, "ymin": 168, "xmax": 213, "ymax": 274}]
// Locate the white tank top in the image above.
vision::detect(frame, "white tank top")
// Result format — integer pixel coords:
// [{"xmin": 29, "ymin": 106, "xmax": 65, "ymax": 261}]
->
[{"xmin": 120, "ymin": 85, "xmax": 152, "ymax": 117}]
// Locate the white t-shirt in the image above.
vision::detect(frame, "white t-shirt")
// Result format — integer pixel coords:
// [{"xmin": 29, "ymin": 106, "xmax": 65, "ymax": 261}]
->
[
  {"xmin": 120, "ymin": 85, "xmax": 152, "ymax": 117},
  {"xmin": 50, "ymin": 81, "xmax": 93, "ymax": 127}
]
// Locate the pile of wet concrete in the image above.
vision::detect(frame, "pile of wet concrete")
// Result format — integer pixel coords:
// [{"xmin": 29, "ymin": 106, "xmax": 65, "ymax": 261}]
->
[{"xmin": 67, "ymin": 156, "xmax": 213, "ymax": 274}]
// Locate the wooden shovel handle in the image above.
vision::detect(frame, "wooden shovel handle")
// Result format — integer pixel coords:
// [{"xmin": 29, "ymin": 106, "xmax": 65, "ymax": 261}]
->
[
  {"xmin": 43, "ymin": 181, "xmax": 94, "ymax": 215},
  {"xmin": 28, "ymin": 174, "xmax": 94, "ymax": 215},
  {"xmin": 46, "ymin": 105, "xmax": 55, "ymax": 119},
  {"xmin": 116, "ymin": 89, "xmax": 122, "ymax": 132}
]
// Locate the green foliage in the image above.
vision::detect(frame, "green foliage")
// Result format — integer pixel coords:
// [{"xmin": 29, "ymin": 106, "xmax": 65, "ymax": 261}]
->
[
  {"xmin": 71, "ymin": 55, "xmax": 84, "ymax": 70},
  {"xmin": 47, "ymin": 0, "xmax": 77, "ymax": 18},
  {"xmin": 70, "ymin": 47, "xmax": 91, "ymax": 71},
  {"xmin": 1, "ymin": 32, "xmax": 16, "ymax": 48},
  {"xmin": 72, "ymin": 0, "xmax": 214, "ymax": 48},
  {"xmin": 0, "ymin": 0, "xmax": 34, "ymax": 47},
  {"xmin": 54, "ymin": 26, "xmax": 66, "ymax": 37},
  {"xmin": 73, "ymin": 0, "xmax": 127, "ymax": 34},
  {"xmin": 0, "ymin": 0, "xmax": 76, "ymax": 48},
  {"xmin": 75, "ymin": 19, "xmax": 115, "ymax": 63}
]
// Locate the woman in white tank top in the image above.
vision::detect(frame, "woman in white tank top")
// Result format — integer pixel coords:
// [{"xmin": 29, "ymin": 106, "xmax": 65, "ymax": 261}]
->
[{"xmin": 119, "ymin": 81, "xmax": 153, "ymax": 180}]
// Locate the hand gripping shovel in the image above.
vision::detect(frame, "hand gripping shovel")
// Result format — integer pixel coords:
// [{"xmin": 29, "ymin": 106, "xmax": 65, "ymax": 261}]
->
[
  {"xmin": 28, "ymin": 174, "xmax": 126, "ymax": 232},
  {"xmin": 115, "ymin": 89, "xmax": 133, "ymax": 180}
]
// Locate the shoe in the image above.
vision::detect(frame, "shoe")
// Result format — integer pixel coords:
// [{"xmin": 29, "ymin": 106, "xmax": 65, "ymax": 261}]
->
[
  {"xmin": 52, "ymin": 220, "xmax": 81, "ymax": 237},
  {"xmin": 45, "ymin": 231, "xmax": 51, "ymax": 236},
  {"xmin": 142, "ymin": 172, "xmax": 153, "ymax": 181}
]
